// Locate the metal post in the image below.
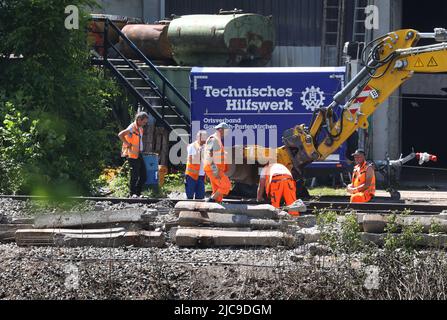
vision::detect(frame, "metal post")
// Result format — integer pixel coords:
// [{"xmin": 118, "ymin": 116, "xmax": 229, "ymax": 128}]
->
[{"xmin": 162, "ymin": 82, "xmax": 166, "ymax": 120}]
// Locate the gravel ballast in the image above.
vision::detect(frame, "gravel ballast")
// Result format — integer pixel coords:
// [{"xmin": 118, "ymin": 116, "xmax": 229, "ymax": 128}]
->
[{"xmin": 0, "ymin": 197, "xmax": 302, "ymax": 299}]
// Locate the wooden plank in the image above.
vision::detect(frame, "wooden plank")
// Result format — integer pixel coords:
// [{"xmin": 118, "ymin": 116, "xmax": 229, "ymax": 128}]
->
[
  {"xmin": 160, "ymin": 128, "xmax": 169, "ymax": 166},
  {"xmin": 0, "ymin": 224, "xmax": 34, "ymax": 232},
  {"xmin": 137, "ymin": 230, "xmax": 165, "ymax": 248},
  {"xmin": 178, "ymin": 211, "xmax": 282, "ymax": 230},
  {"xmin": 143, "ymin": 122, "xmax": 155, "ymax": 153},
  {"xmin": 363, "ymin": 214, "xmax": 447, "ymax": 234},
  {"xmin": 174, "ymin": 201, "xmax": 278, "ymax": 219},
  {"xmin": 281, "ymin": 215, "xmax": 317, "ymax": 229},
  {"xmin": 15, "ymin": 228, "xmax": 125, "ymax": 246},
  {"xmin": 155, "ymin": 127, "xmax": 163, "ymax": 153},
  {"xmin": 56, "ymin": 231, "xmax": 165, "ymax": 248},
  {"xmin": 0, "ymin": 224, "xmax": 34, "ymax": 243},
  {"xmin": 33, "ymin": 209, "xmax": 149, "ymax": 229},
  {"xmin": 10, "ymin": 218, "xmax": 34, "ymax": 225},
  {"xmin": 17, "ymin": 227, "xmax": 126, "ymax": 235},
  {"xmin": 15, "ymin": 228, "xmax": 164, "ymax": 247},
  {"xmin": 175, "ymin": 228, "xmax": 295, "ymax": 248},
  {"xmin": 164, "ymin": 220, "xmax": 179, "ymax": 231}
]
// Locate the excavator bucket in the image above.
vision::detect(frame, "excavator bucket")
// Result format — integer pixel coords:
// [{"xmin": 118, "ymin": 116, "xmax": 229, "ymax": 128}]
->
[{"xmin": 282, "ymin": 125, "xmax": 320, "ymax": 175}]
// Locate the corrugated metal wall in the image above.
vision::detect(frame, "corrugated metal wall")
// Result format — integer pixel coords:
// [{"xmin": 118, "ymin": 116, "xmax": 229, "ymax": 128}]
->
[{"xmin": 166, "ymin": 0, "xmax": 323, "ymax": 46}]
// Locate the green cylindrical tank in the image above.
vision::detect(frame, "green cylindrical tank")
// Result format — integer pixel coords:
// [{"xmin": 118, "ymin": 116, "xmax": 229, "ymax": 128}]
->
[{"xmin": 167, "ymin": 13, "xmax": 275, "ymax": 67}]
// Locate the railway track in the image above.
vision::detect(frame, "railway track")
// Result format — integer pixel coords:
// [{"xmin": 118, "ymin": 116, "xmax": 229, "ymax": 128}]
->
[{"xmin": 1, "ymin": 194, "xmax": 446, "ymax": 215}]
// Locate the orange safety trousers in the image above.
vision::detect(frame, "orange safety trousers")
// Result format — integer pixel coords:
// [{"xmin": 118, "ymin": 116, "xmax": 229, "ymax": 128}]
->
[
  {"xmin": 205, "ymin": 170, "xmax": 231, "ymax": 203},
  {"xmin": 268, "ymin": 175, "xmax": 300, "ymax": 216},
  {"xmin": 350, "ymin": 161, "xmax": 375, "ymax": 203}
]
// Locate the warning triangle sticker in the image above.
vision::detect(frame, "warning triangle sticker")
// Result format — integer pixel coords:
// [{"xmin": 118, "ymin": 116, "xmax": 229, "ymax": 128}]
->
[
  {"xmin": 428, "ymin": 56, "xmax": 438, "ymax": 67},
  {"xmin": 414, "ymin": 58, "xmax": 424, "ymax": 67}
]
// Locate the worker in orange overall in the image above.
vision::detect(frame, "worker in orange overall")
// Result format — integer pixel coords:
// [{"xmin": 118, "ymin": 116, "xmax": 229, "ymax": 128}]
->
[
  {"xmin": 185, "ymin": 130, "xmax": 208, "ymax": 199},
  {"xmin": 257, "ymin": 161, "xmax": 300, "ymax": 216},
  {"xmin": 347, "ymin": 149, "xmax": 376, "ymax": 203},
  {"xmin": 118, "ymin": 112, "xmax": 149, "ymax": 198},
  {"xmin": 204, "ymin": 123, "xmax": 231, "ymax": 203}
]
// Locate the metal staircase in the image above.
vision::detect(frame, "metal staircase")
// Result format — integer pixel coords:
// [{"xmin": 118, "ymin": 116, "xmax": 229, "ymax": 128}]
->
[
  {"xmin": 321, "ymin": 0, "xmax": 346, "ymax": 66},
  {"xmin": 95, "ymin": 19, "xmax": 191, "ymax": 136}
]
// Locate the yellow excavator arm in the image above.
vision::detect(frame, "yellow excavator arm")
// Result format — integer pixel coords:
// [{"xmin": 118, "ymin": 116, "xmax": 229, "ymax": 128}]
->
[
  {"xmin": 227, "ymin": 28, "xmax": 447, "ymax": 185},
  {"xmin": 280, "ymin": 27, "xmax": 447, "ymax": 175}
]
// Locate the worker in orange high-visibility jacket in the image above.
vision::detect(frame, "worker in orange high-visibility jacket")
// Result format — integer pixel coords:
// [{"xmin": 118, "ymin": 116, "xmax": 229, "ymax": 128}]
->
[
  {"xmin": 257, "ymin": 162, "xmax": 301, "ymax": 216},
  {"xmin": 204, "ymin": 122, "xmax": 231, "ymax": 203},
  {"xmin": 118, "ymin": 112, "xmax": 149, "ymax": 198},
  {"xmin": 347, "ymin": 149, "xmax": 376, "ymax": 203},
  {"xmin": 185, "ymin": 130, "xmax": 208, "ymax": 199}
]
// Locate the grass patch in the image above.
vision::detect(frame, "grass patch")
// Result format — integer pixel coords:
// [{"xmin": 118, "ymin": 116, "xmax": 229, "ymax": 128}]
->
[{"xmin": 309, "ymin": 187, "xmax": 347, "ymax": 197}]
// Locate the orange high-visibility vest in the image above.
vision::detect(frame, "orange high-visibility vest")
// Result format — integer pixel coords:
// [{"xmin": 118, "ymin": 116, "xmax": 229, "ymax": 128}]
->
[
  {"xmin": 352, "ymin": 161, "xmax": 376, "ymax": 196},
  {"xmin": 185, "ymin": 141, "xmax": 203, "ymax": 180},
  {"xmin": 204, "ymin": 133, "xmax": 227, "ymax": 172},
  {"xmin": 121, "ymin": 123, "xmax": 143, "ymax": 159}
]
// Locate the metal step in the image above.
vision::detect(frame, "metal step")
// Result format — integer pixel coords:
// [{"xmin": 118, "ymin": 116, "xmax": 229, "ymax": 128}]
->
[
  {"xmin": 160, "ymin": 115, "xmax": 189, "ymax": 125},
  {"xmin": 169, "ymin": 124, "xmax": 190, "ymax": 131},
  {"xmin": 126, "ymin": 78, "xmax": 152, "ymax": 87},
  {"xmin": 109, "ymin": 58, "xmax": 145, "ymax": 67},
  {"xmin": 99, "ymin": 19, "xmax": 190, "ymax": 134},
  {"xmin": 152, "ymin": 106, "xmax": 186, "ymax": 118}
]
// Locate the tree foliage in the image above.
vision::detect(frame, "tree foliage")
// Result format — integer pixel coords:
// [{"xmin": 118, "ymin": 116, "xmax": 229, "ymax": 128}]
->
[{"xmin": 0, "ymin": 0, "xmax": 121, "ymax": 195}]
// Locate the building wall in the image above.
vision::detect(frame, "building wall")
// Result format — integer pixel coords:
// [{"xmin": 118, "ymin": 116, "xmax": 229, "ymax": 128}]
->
[
  {"xmin": 369, "ymin": 0, "xmax": 402, "ymax": 162},
  {"xmin": 89, "ymin": 0, "xmax": 359, "ymax": 67}
]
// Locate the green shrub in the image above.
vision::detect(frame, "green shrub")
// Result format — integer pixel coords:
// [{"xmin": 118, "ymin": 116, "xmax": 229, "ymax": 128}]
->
[
  {"xmin": 384, "ymin": 213, "xmax": 424, "ymax": 253},
  {"xmin": 317, "ymin": 210, "xmax": 339, "ymax": 251},
  {"xmin": 0, "ymin": 0, "xmax": 121, "ymax": 196}
]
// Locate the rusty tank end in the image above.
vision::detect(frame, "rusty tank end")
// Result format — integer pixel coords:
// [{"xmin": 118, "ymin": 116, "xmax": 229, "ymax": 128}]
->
[
  {"xmin": 167, "ymin": 13, "xmax": 275, "ymax": 67},
  {"xmin": 118, "ymin": 23, "xmax": 174, "ymax": 63}
]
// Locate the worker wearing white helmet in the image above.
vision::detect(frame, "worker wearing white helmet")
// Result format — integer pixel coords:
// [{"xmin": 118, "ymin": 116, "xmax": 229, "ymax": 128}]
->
[{"xmin": 185, "ymin": 130, "xmax": 208, "ymax": 199}]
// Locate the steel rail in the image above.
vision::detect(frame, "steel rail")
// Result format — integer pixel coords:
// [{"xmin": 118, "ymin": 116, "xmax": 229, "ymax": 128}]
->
[{"xmin": 1, "ymin": 195, "xmax": 445, "ymax": 215}]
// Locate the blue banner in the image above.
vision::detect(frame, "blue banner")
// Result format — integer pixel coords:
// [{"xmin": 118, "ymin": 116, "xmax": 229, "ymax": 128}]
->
[{"xmin": 190, "ymin": 67, "xmax": 347, "ymax": 168}]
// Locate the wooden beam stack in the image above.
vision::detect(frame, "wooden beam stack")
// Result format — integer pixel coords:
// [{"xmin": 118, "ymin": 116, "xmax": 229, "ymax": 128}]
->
[
  {"xmin": 0, "ymin": 208, "xmax": 166, "ymax": 248},
  {"xmin": 357, "ymin": 214, "xmax": 447, "ymax": 248}
]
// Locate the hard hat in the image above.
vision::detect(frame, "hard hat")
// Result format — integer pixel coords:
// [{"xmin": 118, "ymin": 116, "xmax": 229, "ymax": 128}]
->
[
  {"xmin": 351, "ymin": 149, "xmax": 366, "ymax": 156},
  {"xmin": 215, "ymin": 122, "xmax": 230, "ymax": 130}
]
